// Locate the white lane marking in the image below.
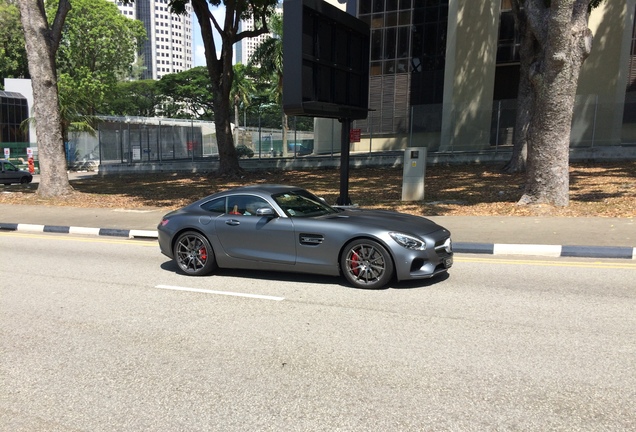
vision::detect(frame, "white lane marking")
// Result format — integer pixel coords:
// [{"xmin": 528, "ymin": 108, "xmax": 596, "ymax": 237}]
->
[{"xmin": 155, "ymin": 285, "xmax": 285, "ymax": 301}]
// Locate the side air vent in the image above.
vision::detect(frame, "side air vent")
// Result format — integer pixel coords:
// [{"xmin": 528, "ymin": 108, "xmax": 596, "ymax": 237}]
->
[{"xmin": 299, "ymin": 233, "xmax": 324, "ymax": 246}]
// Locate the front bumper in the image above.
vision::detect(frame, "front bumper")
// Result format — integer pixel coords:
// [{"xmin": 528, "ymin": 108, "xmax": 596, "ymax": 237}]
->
[{"xmin": 393, "ymin": 234, "xmax": 453, "ymax": 281}]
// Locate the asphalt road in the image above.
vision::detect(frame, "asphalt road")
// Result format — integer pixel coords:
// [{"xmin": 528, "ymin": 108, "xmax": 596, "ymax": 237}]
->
[{"xmin": 1, "ymin": 232, "xmax": 635, "ymax": 431}]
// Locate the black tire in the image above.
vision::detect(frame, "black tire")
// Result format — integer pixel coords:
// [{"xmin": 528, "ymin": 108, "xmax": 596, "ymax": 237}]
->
[
  {"xmin": 340, "ymin": 239, "xmax": 394, "ymax": 289},
  {"xmin": 173, "ymin": 231, "xmax": 218, "ymax": 276},
  {"xmin": 20, "ymin": 176, "xmax": 30, "ymax": 184}
]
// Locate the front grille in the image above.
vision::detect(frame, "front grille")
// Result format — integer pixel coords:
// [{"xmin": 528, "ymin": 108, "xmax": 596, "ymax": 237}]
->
[{"xmin": 434, "ymin": 237, "xmax": 452, "ymax": 257}]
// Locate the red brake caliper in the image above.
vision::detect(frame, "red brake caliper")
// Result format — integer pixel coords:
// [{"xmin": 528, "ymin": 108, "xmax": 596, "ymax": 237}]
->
[
  {"xmin": 199, "ymin": 247, "xmax": 207, "ymax": 261},
  {"xmin": 351, "ymin": 251, "xmax": 360, "ymax": 276}
]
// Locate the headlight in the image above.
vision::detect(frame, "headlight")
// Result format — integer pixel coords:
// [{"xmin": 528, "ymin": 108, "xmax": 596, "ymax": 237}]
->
[{"xmin": 389, "ymin": 232, "xmax": 426, "ymax": 250}]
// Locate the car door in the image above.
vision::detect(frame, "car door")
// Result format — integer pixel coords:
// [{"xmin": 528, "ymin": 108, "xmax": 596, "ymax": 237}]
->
[
  {"xmin": 214, "ymin": 195, "xmax": 297, "ymax": 265},
  {"xmin": 0, "ymin": 161, "xmax": 17, "ymax": 183}
]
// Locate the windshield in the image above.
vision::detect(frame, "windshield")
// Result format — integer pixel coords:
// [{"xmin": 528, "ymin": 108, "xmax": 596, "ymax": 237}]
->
[{"xmin": 272, "ymin": 190, "xmax": 339, "ymax": 218}]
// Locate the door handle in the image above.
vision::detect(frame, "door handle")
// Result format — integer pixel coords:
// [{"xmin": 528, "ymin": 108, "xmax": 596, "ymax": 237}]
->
[{"xmin": 225, "ymin": 219, "xmax": 240, "ymax": 226}]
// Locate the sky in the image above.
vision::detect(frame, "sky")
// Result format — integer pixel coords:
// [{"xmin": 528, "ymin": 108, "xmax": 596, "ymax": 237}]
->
[{"xmin": 192, "ymin": 6, "xmax": 226, "ymax": 67}]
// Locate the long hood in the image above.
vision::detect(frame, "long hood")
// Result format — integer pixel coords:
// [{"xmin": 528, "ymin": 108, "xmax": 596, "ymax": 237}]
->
[{"xmin": 326, "ymin": 208, "xmax": 444, "ymax": 235}]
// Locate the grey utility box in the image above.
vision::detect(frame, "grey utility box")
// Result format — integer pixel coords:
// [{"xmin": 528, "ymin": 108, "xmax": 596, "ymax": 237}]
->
[{"xmin": 401, "ymin": 147, "xmax": 426, "ymax": 201}]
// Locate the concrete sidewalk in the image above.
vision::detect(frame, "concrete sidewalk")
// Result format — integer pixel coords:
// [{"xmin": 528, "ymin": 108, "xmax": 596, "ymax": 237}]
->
[{"xmin": 1, "ymin": 204, "xmax": 634, "ymax": 259}]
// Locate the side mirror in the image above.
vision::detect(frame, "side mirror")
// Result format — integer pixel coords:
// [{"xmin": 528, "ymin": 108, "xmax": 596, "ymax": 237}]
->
[{"xmin": 256, "ymin": 207, "xmax": 276, "ymax": 217}]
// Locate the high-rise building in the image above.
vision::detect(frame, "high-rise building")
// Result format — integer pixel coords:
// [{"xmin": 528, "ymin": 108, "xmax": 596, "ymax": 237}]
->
[
  {"xmin": 235, "ymin": 6, "xmax": 283, "ymax": 65},
  {"xmin": 111, "ymin": 0, "xmax": 193, "ymax": 80}
]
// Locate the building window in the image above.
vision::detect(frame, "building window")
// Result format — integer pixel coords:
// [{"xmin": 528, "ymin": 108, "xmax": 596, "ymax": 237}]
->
[
  {"xmin": 497, "ymin": 0, "xmax": 521, "ymax": 64},
  {"xmin": 409, "ymin": 0, "xmax": 448, "ymax": 105},
  {"xmin": 628, "ymin": 2, "xmax": 636, "ymax": 91},
  {"xmin": 0, "ymin": 91, "xmax": 29, "ymax": 143}
]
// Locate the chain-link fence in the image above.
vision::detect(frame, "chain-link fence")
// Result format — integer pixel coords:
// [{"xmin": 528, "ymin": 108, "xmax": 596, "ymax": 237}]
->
[
  {"xmin": 96, "ymin": 116, "xmax": 315, "ymax": 165},
  {"xmin": 63, "ymin": 95, "xmax": 636, "ymax": 170},
  {"xmin": 98, "ymin": 117, "xmax": 216, "ymax": 164}
]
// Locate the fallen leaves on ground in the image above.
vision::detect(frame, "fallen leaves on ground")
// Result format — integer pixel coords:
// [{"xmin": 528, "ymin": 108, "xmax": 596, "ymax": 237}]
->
[{"xmin": 1, "ymin": 161, "xmax": 634, "ymax": 218}]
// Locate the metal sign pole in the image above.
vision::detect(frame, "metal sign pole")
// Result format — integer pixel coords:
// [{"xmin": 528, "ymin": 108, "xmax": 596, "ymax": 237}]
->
[{"xmin": 337, "ymin": 118, "xmax": 352, "ymax": 205}]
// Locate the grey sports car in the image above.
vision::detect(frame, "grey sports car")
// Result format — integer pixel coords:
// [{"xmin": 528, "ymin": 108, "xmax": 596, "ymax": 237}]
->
[{"xmin": 158, "ymin": 185, "xmax": 453, "ymax": 289}]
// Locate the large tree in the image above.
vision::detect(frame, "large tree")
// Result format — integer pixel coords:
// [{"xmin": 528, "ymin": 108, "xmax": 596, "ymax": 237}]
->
[
  {"xmin": 0, "ymin": 0, "xmax": 29, "ymax": 86},
  {"xmin": 156, "ymin": 66, "xmax": 216, "ymax": 119},
  {"xmin": 505, "ymin": 0, "xmax": 604, "ymax": 208},
  {"xmin": 170, "ymin": 0, "xmax": 278, "ymax": 176},
  {"xmin": 49, "ymin": 0, "xmax": 146, "ymax": 115},
  {"xmin": 17, "ymin": 0, "xmax": 72, "ymax": 197},
  {"xmin": 101, "ymin": 80, "xmax": 163, "ymax": 117}
]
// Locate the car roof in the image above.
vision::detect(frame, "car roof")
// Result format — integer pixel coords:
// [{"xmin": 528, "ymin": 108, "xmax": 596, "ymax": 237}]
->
[{"xmin": 225, "ymin": 184, "xmax": 303, "ymax": 195}]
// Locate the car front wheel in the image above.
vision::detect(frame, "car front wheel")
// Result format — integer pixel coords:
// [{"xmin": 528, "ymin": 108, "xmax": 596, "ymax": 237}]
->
[
  {"xmin": 173, "ymin": 231, "xmax": 218, "ymax": 276},
  {"xmin": 341, "ymin": 239, "xmax": 394, "ymax": 289}
]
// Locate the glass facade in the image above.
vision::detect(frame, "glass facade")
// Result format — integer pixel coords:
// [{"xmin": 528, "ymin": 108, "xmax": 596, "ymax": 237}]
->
[
  {"xmin": 137, "ymin": 0, "xmax": 154, "ymax": 80},
  {"xmin": 492, "ymin": 0, "xmax": 521, "ymax": 101},
  {"xmin": 0, "ymin": 91, "xmax": 29, "ymax": 144},
  {"xmin": 354, "ymin": 0, "xmax": 636, "ymax": 147},
  {"xmin": 628, "ymin": 2, "xmax": 636, "ymax": 91},
  {"xmin": 357, "ymin": 0, "xmax": 449, "ymax": 135},
  {"xmin": 409, "ymin": 0, "xmax": 448, "ymax": 105}
]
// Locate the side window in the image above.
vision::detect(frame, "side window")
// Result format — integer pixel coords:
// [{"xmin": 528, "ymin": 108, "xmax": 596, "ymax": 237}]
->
[
  {"xmin": 243, "ymin": 197, "xmax": 271, "ymax": 216},
  {"xmin": 200, "ymin": 197, "xmax": 226, "ymax": 214},
  {"xmin": 227, "ymin": 195, "xmax": 272, "ymax": 216}
]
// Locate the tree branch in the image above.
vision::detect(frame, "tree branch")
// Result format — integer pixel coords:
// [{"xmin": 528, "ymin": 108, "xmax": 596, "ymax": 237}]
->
[
  {"xmin": 50, "ymin": 0, "xmax": 71, "ymax": 53},
  {"xmin": 208, "ymin": 4, "xmax": 224, "ymax": 36},
  {"xmin": 191, "ymin": 0, "xmax": 218, "ymax": 68},
  {"xmin": 236, "ymin": 9, "xmax": 270, "ymax": 42}
]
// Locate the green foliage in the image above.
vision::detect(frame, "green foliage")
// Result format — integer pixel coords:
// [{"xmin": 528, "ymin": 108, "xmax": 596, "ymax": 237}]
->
[
  {"xmin": 100, "ymin": 80, "xmax": 162, "ymax": 117},
  {"xmin": 57, "ymin": 74, "xmax": 99, "ymax": 141},
  {"xmin": 235, "ymin": 144, "xmax": 254, "ymax": 158},
  {"xmin": 0, "ymin": 0, "xmax": 29, "ymax": 86},
  {"xmin": 249, "ymin": 13, "xmax": 284, "ymax": 103},
  {"xmin": 232, "ymin": 63, "xmax": 257, "ymax": 111},
  {"xmin": 47, "ymin": 0, "xmax": 146, "ymax": 113},
  {"xmin": 156, "ymin": 67, "xmax": 215, "ymax": 119}
]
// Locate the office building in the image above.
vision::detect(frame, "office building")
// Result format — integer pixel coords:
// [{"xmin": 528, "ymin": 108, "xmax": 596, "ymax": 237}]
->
[
  {"xmin": 235, "ymin": 6, "xmax": 283, "ymax": 65},
  {"xmin": 316, "ymin": 0, "xmax": 636, "ymax": 154},
  {"xmin": 112, "ymin": 0, "xmax": 194, "ymax": 80}
]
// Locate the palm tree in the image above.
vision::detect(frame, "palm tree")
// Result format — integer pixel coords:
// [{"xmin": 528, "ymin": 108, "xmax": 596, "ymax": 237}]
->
[
  {"xmin": 231, "ymin": 63, "xmax": 256, "ymax": 145},
  {"xmin": 249, "ymin": 13, "xmax": 287, "ymax": 155},
  {"xmin": 57, "ymin": 75, "xmax": 99, "ymax": 166}
]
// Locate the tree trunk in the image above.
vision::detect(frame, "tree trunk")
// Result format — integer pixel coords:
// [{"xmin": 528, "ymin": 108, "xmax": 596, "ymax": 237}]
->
[
  {"xmin": 18, "ymin": 0, "xmax": 73, "ymax": 197},
  {"xmin": 191, "ymin": 0, "xmax": 243, "ymax": 177},
  {"xmin": 214, "ymin": 92, "xmax": 241, "ymax": 176},
  {"xmin": 503, "ymin": 0, "xmax": 534, "ymax": 173},
  {"xmin": 518, "ymin": 0, "xmax": 592, "ymax": 207}
]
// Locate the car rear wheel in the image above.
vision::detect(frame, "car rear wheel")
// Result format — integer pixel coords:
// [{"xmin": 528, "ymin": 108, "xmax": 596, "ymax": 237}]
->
[
  {"xmin": 341, "ymin": 239, "xmax": 394, "ymax": 289},
  {"xmin": 173, "ymin": 231, "xmax": 218, "ymax": 276},
  {"xmin": 20, "ymin": 176, "xmax": 30, "ymax": 184}
]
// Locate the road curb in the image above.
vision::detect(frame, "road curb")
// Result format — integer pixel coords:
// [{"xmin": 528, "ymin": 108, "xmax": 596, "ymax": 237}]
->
[
  {"xmin": 0, "ymin": 222, "xmax": 158, "ymax": 240},
  {"xmin": 454, "ymin": 241, "xmax": 636, "ymax": 260},
  {"xmin": 2, "ymin": 222, "xmax": 635, "ymax": 259}
]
